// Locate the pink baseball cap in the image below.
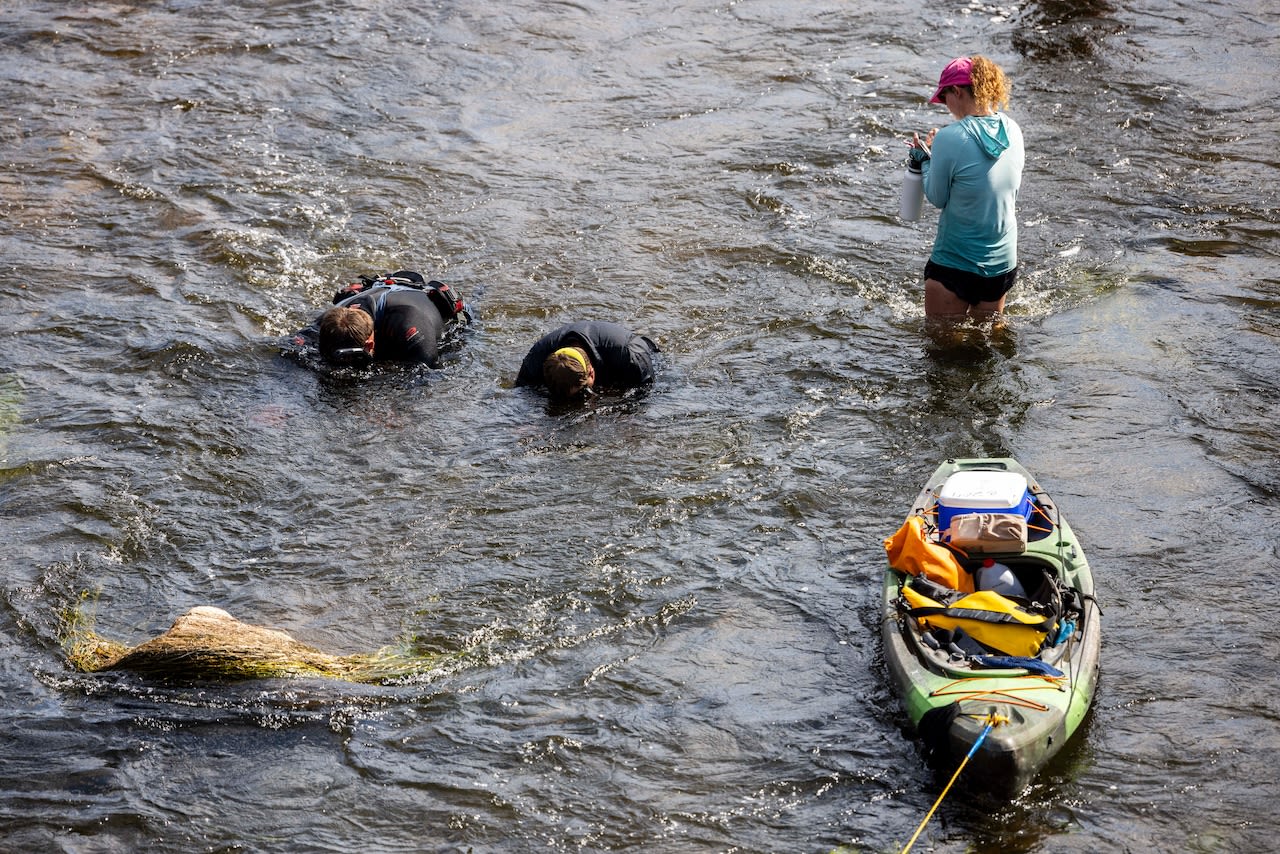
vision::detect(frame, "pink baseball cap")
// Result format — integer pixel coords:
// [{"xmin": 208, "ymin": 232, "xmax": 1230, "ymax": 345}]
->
[{"xmin": 930, "ymin": 57, "xmax": 973, "ymax": 103}]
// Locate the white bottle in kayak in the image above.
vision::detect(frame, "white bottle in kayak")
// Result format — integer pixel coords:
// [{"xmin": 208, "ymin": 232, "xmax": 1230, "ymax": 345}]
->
[{"xmin": 977, "ymin": 558, "xmax": 1026, "ymax": 598}]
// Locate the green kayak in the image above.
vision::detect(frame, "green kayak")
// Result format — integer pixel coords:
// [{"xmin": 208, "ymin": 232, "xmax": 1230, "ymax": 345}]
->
[{"xmin": 881, "ymin": 458, "xmax": 1101, "ymax": 796}]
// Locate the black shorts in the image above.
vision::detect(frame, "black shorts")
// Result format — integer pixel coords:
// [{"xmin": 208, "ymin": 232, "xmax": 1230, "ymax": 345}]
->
[{"xmin": 925, "ymin": 260, "xmax": 1018, "ymax": 306}]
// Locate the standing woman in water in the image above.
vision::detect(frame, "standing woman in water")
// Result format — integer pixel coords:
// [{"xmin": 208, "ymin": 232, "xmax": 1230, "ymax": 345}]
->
[{"xmin": 907, "ymin": 56, "xmax": 1024, "ymax": 320}]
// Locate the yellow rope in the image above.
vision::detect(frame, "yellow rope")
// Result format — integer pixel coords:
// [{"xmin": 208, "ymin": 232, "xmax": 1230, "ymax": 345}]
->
[
  {"xmin": 936, "ymin": 691, "xmax": 1049, "ymax": 712},
  {"xmin": 898, "ymin": 713, "xmax": 1007, "ymax": 854},
  {"xmin": 928, "ymin": 675, "xmax": 1064, "ymax": 712},
  {"xmin": 932, "ymin": 674, "xmax": 1065, "ymax": 691},
  {"xmin": 934, "ymin": 678, "xmax": 1062, "ymax": 710}
]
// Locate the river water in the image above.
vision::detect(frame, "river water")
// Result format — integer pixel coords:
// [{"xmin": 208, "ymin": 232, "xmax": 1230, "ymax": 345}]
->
[{"xmin": 2, "ymin": 0, "xmax": 1278, "ymax": 851}]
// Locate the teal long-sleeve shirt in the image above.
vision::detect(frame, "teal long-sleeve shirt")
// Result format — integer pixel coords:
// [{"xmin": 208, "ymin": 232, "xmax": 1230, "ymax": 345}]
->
[{"xmin": 921, "ymin": 112, "xmax": 1024, "ymax": 276}]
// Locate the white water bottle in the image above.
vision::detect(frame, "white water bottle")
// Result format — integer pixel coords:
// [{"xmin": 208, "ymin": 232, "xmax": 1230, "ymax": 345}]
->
[{"xmin": 899, "ymin": 157, "xmax": 924, "ymax": 222}]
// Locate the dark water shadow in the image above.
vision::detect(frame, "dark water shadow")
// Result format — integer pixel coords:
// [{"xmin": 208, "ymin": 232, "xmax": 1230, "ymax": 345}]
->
[
  {"xmin": 913, "ymin": 699, "xmax": 1104, "ymax": 852},
  {"xmin": 520, "ymin": 382, "xmax": 655, "ymax": 423},
  {"xmin": 911, "ymin": 321, "xmax": 1029, "ymax": 459},
  {"xmin": 1011, "ymin": 0, "xmax": 1126, "ymax": 60}
]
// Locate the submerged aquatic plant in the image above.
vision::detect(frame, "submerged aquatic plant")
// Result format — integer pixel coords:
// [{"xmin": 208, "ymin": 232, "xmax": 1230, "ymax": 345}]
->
[{"xmin": 61, "ymin": 599, "xmax": 459, "ymax": 684}]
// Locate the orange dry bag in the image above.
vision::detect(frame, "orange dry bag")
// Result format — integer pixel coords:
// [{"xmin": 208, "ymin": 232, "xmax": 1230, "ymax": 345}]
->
[{"xmin": 884, "ymin": 515, "xmax": 974, "ymax": 593}]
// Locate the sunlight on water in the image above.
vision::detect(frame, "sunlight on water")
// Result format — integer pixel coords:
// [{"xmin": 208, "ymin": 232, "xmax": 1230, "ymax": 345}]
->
[{"xmin": 1, "ymin": 0, "xmax": 1279, "ymax": 851}]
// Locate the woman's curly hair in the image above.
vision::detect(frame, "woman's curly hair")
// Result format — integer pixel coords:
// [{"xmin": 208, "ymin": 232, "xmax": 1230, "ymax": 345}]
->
[{"xmin": 968, "ymin": 55, "xmax": 1012, "ymax": 112}]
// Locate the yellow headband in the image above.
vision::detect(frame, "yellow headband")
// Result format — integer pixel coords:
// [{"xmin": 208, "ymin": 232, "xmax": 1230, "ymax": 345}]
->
[{"xmin": 553, "ymin": 347, "xmax": 589, "ymax": 373}]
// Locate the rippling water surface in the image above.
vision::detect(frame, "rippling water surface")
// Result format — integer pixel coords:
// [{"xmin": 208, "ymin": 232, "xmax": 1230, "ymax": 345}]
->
[{"xmin": 2, "ymin": 1, "xmax": 1279, "ymax": 851}]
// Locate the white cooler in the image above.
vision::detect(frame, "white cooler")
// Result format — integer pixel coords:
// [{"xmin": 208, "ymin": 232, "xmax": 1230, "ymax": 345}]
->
[{"xmin": 936, "ymin": 470, "xmax": 1032, "ymax": 531}]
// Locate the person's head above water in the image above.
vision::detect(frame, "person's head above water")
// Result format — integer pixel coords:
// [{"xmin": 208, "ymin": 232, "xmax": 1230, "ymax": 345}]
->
[
  {"xmin": 318, "ymin": 306, "xmax": 374, "ymax": 365},
  {"xmin": 542, "ymin": 346, "xmax": 596, "ymax": 400}
]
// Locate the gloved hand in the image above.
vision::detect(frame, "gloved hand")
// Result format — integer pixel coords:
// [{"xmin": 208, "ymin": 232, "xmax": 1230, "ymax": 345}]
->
[{"xmin": 907, "ymin": 145, "xmax": 931, "ymax": 167}]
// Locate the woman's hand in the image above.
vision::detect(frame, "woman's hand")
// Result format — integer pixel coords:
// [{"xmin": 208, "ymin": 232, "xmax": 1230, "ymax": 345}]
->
[
  {"xmin": 910, "ymin": 129, "xmax": 937, "ymax": 153},
  {"xmin": 907, "ymin": 130, "xmax": 936, "ymax": 166}
]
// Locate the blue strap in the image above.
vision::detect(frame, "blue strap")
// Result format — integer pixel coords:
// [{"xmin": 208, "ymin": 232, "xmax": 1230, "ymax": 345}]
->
[{"xmin": 971, "ymin": 655, "xmax": 1063, "ymax": 677}]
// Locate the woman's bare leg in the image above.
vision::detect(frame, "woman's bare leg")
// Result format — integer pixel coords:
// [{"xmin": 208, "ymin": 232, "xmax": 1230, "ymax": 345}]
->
[
  {"xmin": 969, "ymin": 295, "xmax": 1008, "ymax": 324},
  {"xmin": 924, "ymin": 277, "xmax": 971, "ymax": 318}
]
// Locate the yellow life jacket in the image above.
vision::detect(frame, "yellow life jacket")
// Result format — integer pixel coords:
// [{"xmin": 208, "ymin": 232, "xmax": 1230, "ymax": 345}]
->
[{"xmin": 902, "ymin": 585, "xmax": 1054, "ymax": 658}]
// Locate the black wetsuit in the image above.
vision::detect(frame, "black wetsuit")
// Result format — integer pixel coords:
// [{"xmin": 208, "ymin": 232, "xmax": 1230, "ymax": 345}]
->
[
  {"xmin": 515, "ymin": 321, "xmax": 658, "ymax": 390},
  {"xmin": 335, "ymin": 286, "xmax": 446, "ymax": 366}
]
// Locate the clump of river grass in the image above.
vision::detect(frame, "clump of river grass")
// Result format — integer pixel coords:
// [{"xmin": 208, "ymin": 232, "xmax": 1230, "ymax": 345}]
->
[{"xmin": 61, "ymin": 597, "xmax": 459, "ymax": 684}]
